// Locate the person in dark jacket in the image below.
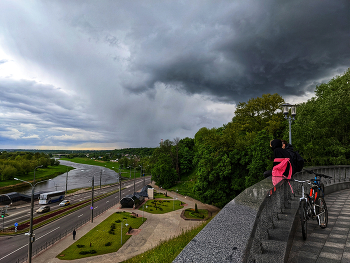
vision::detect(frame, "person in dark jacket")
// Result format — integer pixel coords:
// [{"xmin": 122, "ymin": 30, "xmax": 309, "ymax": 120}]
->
[
  {"xmin": 263, "ymin": 139, "xmax": 293, "ymax": 178},
  {"xmin": 73, "ymin": 229, "xmax": 76, "ymax": 240}
]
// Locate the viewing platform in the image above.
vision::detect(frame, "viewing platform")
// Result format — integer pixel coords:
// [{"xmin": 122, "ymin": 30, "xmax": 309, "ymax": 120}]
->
[{"xmin": 174, "ymin": 165, "xmax": 350, "ymax": 263}]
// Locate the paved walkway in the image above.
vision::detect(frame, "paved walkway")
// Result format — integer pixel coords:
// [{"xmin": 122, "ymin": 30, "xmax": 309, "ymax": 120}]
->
[
  {"xmin": 33, "ymin": 185, "xmax": 220, "ymax": 263},
  {"xmin": 288, "ymin": 188, "xmax": 350, "ymax": 263}
]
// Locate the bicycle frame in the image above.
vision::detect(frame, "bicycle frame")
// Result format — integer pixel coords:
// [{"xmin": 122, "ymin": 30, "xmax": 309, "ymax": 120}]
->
[
  {"xmin": 295, "ymin": 180, "xmax": 318, "ymax": 219},
  {"xmin": 292, "ymin": 169, "xmax": 331, "ymax": 239}
]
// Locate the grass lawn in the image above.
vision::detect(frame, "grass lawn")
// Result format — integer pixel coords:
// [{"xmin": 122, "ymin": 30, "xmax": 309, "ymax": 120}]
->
[
  {"xmin": 184, "ymin": 208, "xmax": 209, "ymax": 219},
  {"xmin": 121, "ymin": 213, "xmax": 216, "ymax": 263},
  {"xmin": 167, "ymin": 168, "xmax": 201, "ymax": 201},
  {"xmin": 139, "ymin": 199, "xmax": 184, "ymax": 214},
  {"xmin": 153, "ymin": 191, "xmax": 172, "ymax": 199},
  {"xmin": 0, "ymin": 165, "xmax": 75, "ymax": 190},
  {"xmin": 60, "ymin": 157, "xmax": 145, "ymax": 179},
  {"xmin": 57, "ymin": 211, "xmax": 146, "ymax": 260}
]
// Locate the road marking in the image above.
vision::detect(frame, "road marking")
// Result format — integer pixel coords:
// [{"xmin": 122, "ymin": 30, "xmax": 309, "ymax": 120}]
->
[
  {"xmin": 78, "ymin": 214, "xmax": 83, "ymax": 218},
  {"xmin": 0, "ymin": 227, "xmax": 60, "ymax": 262},
  {"xmin": 106, "ymin": 201, "xmax": 109, "ymax": 203},
  {"xmin": 37, "ymin": 227, "xmax": 60, "ymax": 240},
  {"xmin": 95, "ymin": 206, "xmax": 98, "ymax": 209},
  {"xmin": 0, "ymin": 243, "xmax": 28, "ymax": 261}
]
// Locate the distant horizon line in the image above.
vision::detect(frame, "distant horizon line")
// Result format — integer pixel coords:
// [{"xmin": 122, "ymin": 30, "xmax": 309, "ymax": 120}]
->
[{"xmin": 0, "ymin": 147, "xmax": 156, "ymax": 151}]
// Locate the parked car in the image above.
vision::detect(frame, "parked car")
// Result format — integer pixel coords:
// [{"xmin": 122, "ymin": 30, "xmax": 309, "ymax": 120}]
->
[
  {"xmin": 36, "ymin": 205, "xmax": 50, "ymax": 213},
  {"xmin": 59, "ymin": 200, "xmax": 70, "ymax": 207}
]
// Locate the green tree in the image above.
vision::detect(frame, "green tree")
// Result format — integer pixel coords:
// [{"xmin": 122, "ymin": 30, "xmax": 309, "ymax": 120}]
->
[
  {"xmin": 1, "ymin": 165, "xmax": 17, "ymax": 180},
  {"xmin": 233, "ymin": 93, "xmax": 285, "ymax": 137},
  {"xmin": 291, "ymin": 68, "xmax": 350, "ymax": 165}
]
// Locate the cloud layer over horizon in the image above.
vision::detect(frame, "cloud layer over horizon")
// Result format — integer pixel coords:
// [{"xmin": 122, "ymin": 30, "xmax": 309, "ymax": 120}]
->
[{"xmin": 0, "ymin": 0, "xmax": 349, "ymax": 149}]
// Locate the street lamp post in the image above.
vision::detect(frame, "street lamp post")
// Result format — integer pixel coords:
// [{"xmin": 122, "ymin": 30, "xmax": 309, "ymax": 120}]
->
[
  {"xmin": 133, "ymin": 167, "xmax": 136, "ymax": 193},
  {"xmin": 121, "ymin": 219, "xmax": 129, "ymax": 245},
  {"xmin": 65, "ymin": 167, "xmax": 68, "ymax": 195},
  {"xmin": 127, "ymin": 166, "xmax": 131, "ymax": 179},
  {"xmin": 282, "ymin": 103, "xmax": 297, "ymax": 145},
  {"xmin": 91, "ymin": 176, "xmax": 94, "ymax": 223},
  {"xmin": 100, "ymin": 170, "xmax": 102, "ymax": 189},
  {"xmin": 118, "ymin": 168, "xmax": 122, "ymax": 201},
  {"xmin": 14, "ymin": 165, "xmax": 48, "ymax": 263}
]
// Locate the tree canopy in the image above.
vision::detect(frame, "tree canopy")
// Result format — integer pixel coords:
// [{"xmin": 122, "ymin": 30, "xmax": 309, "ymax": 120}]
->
[{"xmin": 148, "ymin": 68, "xmax": 350, "ymax": 207}]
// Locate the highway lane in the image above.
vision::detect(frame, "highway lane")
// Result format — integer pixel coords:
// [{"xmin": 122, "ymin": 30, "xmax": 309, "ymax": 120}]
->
[
  {"xmin": 0, "ymin": 177, "xmax": 151, "ymax": 263},
  {"xmin": 2, "ymin": 177, "xmax": 142, "ymax": 229}
]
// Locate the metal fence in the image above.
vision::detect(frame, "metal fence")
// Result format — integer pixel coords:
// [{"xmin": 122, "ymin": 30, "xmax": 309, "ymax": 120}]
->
[{"xmin": 15, "ymin": 193, "xmax": 121, "ymax": 263}]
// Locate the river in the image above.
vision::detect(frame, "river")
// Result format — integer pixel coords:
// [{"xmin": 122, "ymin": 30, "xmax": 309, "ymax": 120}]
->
[{"xmin": 17, "ymin": 160, "xmax": 121, "ymax": 195}]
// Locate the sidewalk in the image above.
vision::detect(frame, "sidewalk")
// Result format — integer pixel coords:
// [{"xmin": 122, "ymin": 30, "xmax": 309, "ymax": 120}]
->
[
  {"xmin": 288, "ymin": 188, "xmax": 350, "ymax": 263},
  {"xmin": 33, "ymin": 185, "xmax": 220, "ymax": 263}
]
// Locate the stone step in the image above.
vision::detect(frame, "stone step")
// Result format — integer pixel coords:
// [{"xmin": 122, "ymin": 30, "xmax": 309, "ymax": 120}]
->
[{"xmin": 255, "ymin": 240, "xmax": 288, "ymax": 263}]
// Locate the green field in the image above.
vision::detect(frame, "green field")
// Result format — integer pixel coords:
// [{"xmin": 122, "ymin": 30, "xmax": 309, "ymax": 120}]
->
[
  {"xmin": 57, "ymin": 211, "xmax": 146, "ymax": 260},
  {"xmin": 60, "ymin": 157, "xmax": 144, "ymax": 179},
  {"xmin": 139, "ymin": 199, "xmax": 184, "ymax": 214}
]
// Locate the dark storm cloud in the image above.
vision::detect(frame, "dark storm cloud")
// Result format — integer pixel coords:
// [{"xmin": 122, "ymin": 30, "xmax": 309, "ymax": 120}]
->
[
  {"xmin": 121, "ymin": 0, "xmax": 350, "ymax": 103},
  {"xmin": 0, "ymin": 0, "xmax": 348, "ymax": 149}
]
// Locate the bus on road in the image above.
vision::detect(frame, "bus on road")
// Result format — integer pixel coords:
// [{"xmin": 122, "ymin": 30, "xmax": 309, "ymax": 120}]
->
[{"xmin": 39, "ymin": 191, "xmax": 65, "ymax": 204}]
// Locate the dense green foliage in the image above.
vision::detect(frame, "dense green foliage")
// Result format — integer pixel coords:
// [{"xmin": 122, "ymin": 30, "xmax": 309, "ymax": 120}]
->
[
  {"xmin": 0, "ymin": 151, "xmax": 59, "ymax": 181},
  {"xmin": 149, "ymin": 69, "xmax": 350, "ymax": 207},
  {"xmin": 291, "ymin": 68, "xmax": 350, "ymax": 165}
]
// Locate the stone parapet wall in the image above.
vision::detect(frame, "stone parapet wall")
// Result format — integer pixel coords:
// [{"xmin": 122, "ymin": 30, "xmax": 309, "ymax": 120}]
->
[{"xmin": 173, "ymin": 165, "xmax": 350, "ymax": 263}]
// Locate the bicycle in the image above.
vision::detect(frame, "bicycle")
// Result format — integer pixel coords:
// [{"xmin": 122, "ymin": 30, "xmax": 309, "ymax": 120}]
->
[{"xmin": 291, "ymin": 169, "xmax": 332, "ymax": 240}]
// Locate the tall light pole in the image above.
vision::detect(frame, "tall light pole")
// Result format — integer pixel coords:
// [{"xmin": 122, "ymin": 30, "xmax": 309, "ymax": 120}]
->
[
  {"xmin": 100, "ymin": 170, "xmax": 102, "ymax": 189},
  {"xmin": 133, "ymin": 167, "xmax": 136, "ymax": 193},
  {"xmin": 282, "ymin": 103, "xmax": 297, "ymax": 145},
  {"xmin": 91, "ymin": 176, "xmax": 94, "ymax": 223},
  {"xmin": 119, "ymin": 168, "xmax": 122, "ymax": 201},
  {"xmin": 128, "ymin": 166, "xmax": 131, "ymax": 179},
  {"xmin": 14, "ymin": 165, "xmax": 48, "ymax": 263},
  {"xmin": 121, "ymin": 219, "xmax": 128, "ymax": 245},
  {"xmin": 65, "ymin": 167, "xmax": 68, "ymax": 195}
]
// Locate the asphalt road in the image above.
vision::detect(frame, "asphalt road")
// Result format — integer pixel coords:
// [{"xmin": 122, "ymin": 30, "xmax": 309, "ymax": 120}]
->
[{"xmin": 0, "ymin": 177, "xmax": 151, "ymax": 263}]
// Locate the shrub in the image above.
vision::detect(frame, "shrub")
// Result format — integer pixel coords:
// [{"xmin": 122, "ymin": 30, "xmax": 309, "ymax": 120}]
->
[
  {"xmin": 79, "ymin": 250, "xmax": 97, "ymax": 255},
  {"xmin": 115, "ymin": 219, "xmax": 121, "ymax": 223},
  {"xmin": 189, "ymin": 211, "xmax": 204, "ymax": 219},
  {"xmin": 105, "ymin": 242, "xmax": 112, "ymax": 246},
  {"xmin": 108, "ymin": 230, "xmax": 115, "ymax": 235},
  {"xmin": 76, "ymin": 244, "xmax": 85, "ymax": 248}
]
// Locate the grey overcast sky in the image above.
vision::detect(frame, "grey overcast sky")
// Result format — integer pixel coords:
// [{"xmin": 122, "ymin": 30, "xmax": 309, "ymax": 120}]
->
[{"xmin": 0, "ymin": 0, "xmax": 349, "ymax": 149}]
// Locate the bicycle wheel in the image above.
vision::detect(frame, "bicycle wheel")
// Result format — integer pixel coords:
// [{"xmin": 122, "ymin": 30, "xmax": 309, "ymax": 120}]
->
[
  {"xmin": 299, "ymin": 199, "xmax": 308, "ymax": 240},
  {"xmin": 316, "ymin": 197, "xmax": 328, "ymax": 228},
  {"xmin": 320, "ymin": 183, "xmax": 325, "ymax": 196}
]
